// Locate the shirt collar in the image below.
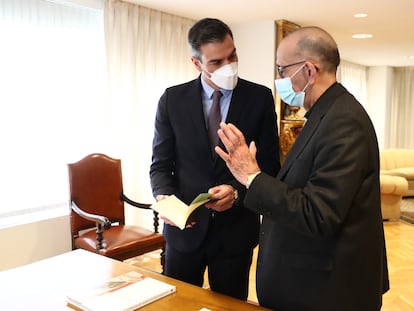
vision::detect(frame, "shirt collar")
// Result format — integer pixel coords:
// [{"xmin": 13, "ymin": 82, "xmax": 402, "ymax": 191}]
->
[
  {"xmin": 304, "ymin": 106, "xmax": 314, "ymax": 120},
  {"xmin": 200, "ymin": 76, "xmax": 232, "ymax": 99},
  {"xmin": 304, "ymin": 82, "xmax": 338, "ymax": 120}
]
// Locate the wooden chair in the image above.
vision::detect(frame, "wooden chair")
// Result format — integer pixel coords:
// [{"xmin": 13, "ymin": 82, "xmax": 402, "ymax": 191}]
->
[{"xmin": 68, "ymin": 153, "xmax": 165, "ymax": 269}]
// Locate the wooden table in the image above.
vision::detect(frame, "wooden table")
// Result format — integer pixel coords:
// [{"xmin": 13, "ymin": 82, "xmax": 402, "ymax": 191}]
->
[{"xmin": 0, "ymin": 249, "xmax": 270, "ymax": 310}]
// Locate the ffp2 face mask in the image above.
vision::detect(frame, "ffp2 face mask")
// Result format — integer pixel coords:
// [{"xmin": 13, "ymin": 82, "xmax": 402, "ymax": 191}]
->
[{"xmin": 208, "ymin": 62, "xmax": 238, "ymax": 90}]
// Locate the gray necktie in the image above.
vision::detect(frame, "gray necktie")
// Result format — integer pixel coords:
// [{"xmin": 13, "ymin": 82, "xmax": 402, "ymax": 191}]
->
[{"xmin": 208, "ymin": 90, "xmax": 223, "ymax": 154}]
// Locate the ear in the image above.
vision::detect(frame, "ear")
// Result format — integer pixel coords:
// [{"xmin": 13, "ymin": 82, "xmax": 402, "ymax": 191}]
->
[
  {"xmin": 191, "ymin": 56, "xmax": 202, "ymax": 73},
  {"xmin": 305, "ymin": 62, "xmax": 318, "ymax": 84}
]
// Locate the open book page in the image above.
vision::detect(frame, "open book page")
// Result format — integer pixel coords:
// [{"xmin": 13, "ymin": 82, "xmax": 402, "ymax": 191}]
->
[
  {"xmin": 151, "ymin": 193, "xmax": 210, "ymax": 230},
  {"xmin": 67, "ymin": 271, "xmax": 176, "ymax": 311}
]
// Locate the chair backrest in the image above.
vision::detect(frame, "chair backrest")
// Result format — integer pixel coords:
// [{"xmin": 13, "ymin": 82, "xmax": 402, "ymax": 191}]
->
[{"xmin": 68, "ymin": 153, "xmax": 125, "ymax": 235}]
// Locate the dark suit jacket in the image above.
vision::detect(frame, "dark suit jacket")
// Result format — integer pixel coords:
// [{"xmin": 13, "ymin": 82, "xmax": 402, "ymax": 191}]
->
[
  {"xmin": 150, "ymin": 76, "xmax": 280, "ymax": 254},
  {"xmin": 245, "ymin": 83, "xmax": 389, "ymax": 311}
]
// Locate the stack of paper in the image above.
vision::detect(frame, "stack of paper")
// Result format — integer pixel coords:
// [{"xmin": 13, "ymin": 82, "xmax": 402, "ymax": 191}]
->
[{"xmin": 67, "ymin": 271, "xmax": 176, "ymax": 311}]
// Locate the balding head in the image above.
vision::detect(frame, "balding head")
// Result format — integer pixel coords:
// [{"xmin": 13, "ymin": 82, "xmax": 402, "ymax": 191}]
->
[
  {"xmin": 276, "ymin": 26, "xmax": 340, "ymax": 110},
  {"xmin": 280, "ymin": 26, "xmax": 340, "ymax": 74}
]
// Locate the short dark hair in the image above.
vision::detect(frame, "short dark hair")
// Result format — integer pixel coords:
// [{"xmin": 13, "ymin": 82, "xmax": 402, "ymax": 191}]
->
[{"xmin": 188, "ymin": 18, "xmax": 233, "ymax": 60}]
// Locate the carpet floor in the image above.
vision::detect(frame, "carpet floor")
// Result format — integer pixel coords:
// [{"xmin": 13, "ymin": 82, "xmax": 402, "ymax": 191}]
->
[{"xmin": 401, "ymin": 197, "xmax": 414, "ymax": 224}]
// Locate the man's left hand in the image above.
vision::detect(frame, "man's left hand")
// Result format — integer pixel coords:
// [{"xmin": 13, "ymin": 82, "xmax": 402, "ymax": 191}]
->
[{"xmin": 205, "ymin": 184, "xmax": 236, "ymax": 212}]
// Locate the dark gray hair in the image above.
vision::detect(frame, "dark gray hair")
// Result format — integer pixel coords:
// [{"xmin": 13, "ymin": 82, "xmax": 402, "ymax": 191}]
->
[{"xmin": 188, "ymin": 18, "xmax": 233, "ymax": 60}]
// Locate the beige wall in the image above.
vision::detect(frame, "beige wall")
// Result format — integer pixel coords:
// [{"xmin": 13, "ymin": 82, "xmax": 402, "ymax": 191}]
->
[
  {"xmin": 231, "ymin": 20, "xmax": 281, "ymax": 129},
  {"xmin": 0, "ymin": 215, "xmax": 71, "ymax": 270},
  {"xmin": 231, "ymin": 20, "xmax": 276, "ymax": 93}
]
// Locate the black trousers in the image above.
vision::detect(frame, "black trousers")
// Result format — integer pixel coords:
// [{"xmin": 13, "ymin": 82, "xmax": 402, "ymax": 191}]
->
[{"xmin": 164, "ymin": 217, "xmax": 254, "ymax": 300}]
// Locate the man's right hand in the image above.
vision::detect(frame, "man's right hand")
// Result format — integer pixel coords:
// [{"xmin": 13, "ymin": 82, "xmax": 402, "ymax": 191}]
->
[
  {"xmin": 156, "ymin": 194, "xmax": 175, "ymax": 226},
  {"xmin": 155, "ymin": 194, "xmax": 196, "ymax": 228},
  {"xmin": 156, "ymin": 194, "xmax": 168, "ymax": 202},
  {"xmin": 215, "ymin": 122, "xmax": 261, "ymax": 186}
]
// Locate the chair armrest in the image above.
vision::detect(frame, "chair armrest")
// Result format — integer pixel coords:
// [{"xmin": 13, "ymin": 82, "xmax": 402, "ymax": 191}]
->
[
  {"xmin": 71, "ymin": 201, "xmax": 111, "ymax": 230},
  {"xmin": 120, "ymin": 193, "xmax": 161, "ymax": 234},
  {"xmin": 120, "ymin": 193, "xmax": 151, "ymax": 210}
]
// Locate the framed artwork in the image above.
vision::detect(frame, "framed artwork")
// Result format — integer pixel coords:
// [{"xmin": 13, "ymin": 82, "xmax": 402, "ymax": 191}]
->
[{"xmin": 275, "ymin": 19, "xmax": 305, "ymax": 162}]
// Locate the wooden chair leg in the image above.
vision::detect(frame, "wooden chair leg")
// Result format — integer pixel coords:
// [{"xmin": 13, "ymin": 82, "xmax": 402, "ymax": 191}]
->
[{"xmin": 160, "ymin": 246, "xmax": 165, "ymax": 275}]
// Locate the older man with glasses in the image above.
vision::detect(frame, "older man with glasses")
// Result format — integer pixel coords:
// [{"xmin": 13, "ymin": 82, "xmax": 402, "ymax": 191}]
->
[{"xmin": 216, "ymin": 26, "xmax": 389, "ymax": 311}]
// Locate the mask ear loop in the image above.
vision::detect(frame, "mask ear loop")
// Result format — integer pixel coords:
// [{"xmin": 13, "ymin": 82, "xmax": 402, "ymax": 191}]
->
[
  {"xmin": 302, "ymin": 80, "xmax": 310, "ymax": 92},
  {"xmin": 290, "ymin": 63, "xmax": 310, "ymax": 93},
  {"xmin": 199, "ymin": 61, "xmax": 213, "ymax": 81},
  {"xmin": 302, "ymin": 62, "xmax": 317, "ymax": 92},
  {"xmin": 290, "ymin": 63, "xmax": 307, "ymax": 79}
]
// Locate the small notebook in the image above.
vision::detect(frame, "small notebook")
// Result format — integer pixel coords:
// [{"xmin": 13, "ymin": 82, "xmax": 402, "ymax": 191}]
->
[{"xmin": 151, "ymin": 193, "xmax": 211, "ymax": 230}]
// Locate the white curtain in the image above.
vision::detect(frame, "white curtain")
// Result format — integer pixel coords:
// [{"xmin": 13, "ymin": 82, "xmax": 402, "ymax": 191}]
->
[
  {"xmin": 0, "ymin": 0, "xmax": 107, "ymax": 219},
  {"xmin": 388, "ymin": 67, "xmax": 414, "ymax": 148},
  {"xmin": 104, "ymin": 0, "xmax": 196, "ymax": 224},
  {"xmin": 0, "ymin": 0, "xmax": 197, "ymax": 228},
  {"xmin": 337, "ymin": 60, "xmax": 367, "ymax": 106}
]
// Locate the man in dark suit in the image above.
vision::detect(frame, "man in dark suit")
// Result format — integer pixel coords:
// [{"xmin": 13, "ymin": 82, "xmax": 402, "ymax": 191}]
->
[
  {"xmin": 216, "ymin": 26, "xmax": 389, "ymax": 310},
  {"xmin": 150, "ymin": 18, "xmax": 280, "ymax": 300}
]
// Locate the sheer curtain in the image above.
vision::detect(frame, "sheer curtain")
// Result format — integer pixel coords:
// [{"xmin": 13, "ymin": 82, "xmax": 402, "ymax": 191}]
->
[
  {"xmin": 0, "ymin": 0, "xmax": 107, "ymax": 221},
  {"xmin": 0, "ymin": 0, "xmax": 197, "ymax": 227},
  {"xmin": 337, "ymin": 60, "xmax": 367, "ymax": 106},
  {"xmin": 388, "ymin": 67, "xmax": 414, "ymax": 148},
  {"xmin": 104, "ymin": 0, "xmax": 196, "ymax": 225}
]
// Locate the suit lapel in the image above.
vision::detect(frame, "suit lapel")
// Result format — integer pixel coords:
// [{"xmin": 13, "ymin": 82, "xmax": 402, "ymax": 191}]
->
[
  {"xmin": 278, "ymin": 83, "xmax": 344, "ymax": 179},
  {"xmin": 225, "ymin": 78, "xmax": 246, "ymax": 125},
  {"xmin": 185, "ymin": 76, "xmax": 211, "ymax": 148}
]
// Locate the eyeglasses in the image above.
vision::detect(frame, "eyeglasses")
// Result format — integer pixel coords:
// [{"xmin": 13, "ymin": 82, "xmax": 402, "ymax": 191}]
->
[{"xmin": 276, "ymin": 60, "xmax": 306, "ymax": 78}]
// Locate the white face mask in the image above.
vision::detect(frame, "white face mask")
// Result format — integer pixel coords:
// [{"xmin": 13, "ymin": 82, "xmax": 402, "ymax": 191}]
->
[
  {"xmin": 275, "ymin": 63, "xmax": 309, "ymax": 107},
  {"xmin": 207, "ymin": 62, "xmax": 238, "ymax": 90}
]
